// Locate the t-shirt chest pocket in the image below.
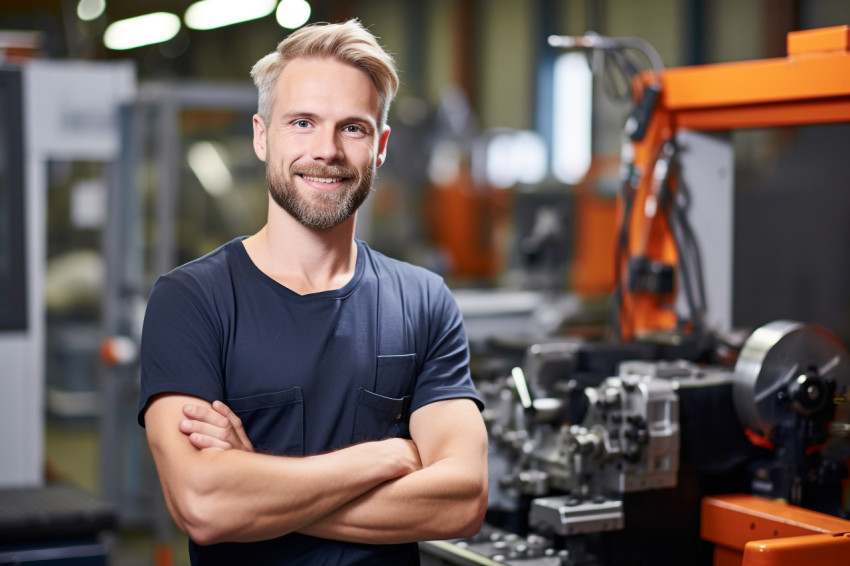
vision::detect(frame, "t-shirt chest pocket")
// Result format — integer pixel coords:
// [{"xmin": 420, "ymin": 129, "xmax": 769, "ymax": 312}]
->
[
  {"xmin": 351, "ymin": 354, "xmax": 416, "ymax": 443},
  {"xmin": 227, "ymin": 387, "xmax": 304, "ymax": 456}
]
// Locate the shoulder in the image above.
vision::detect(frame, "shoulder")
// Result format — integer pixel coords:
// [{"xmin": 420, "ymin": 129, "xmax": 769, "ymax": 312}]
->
[
  {"xmin": 359, "ymin": 241, "xmax": 445, "ymax": 291},
  {"xmin": 147, "ymin": 238, "xmax": 247, "ymax": 313},
  {"xmin": 359, "ymin": 242, "xmax": 461, "ymax": 329},
  {"xmin": 154, "ymin": 239, "xmax": 243, "ymax": 292},
  {"xmin": 164, "ymin": 239, "xmax": 242, "ymax": 283}
]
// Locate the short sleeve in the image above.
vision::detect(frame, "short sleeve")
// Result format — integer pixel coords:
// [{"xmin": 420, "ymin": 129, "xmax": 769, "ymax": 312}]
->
[
  {"xmin": 409, "ymin": 280, "xmax": 484, "ymax": 414},
  {"xmin": 137, "ymin": 272, "xmax": 226, "ymax": 427}
]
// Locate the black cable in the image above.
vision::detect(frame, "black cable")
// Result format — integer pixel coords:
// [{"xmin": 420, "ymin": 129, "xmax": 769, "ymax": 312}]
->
[
  {"xmin": 663, "ymin": 146, "xmax": 709, "ymax": 340},
  {"xmin": 670, "ymin": 198, "xmax": 703, "ymax": 334},
  {"xmin": 551, "ymin": 32, "xmax": 663, "ymax": 103},
  {"xmin": 677, "ymin": 198, "xmax": 708, "ymax": 321},
  {"xmin": 607, "ymin": 154, "xmax": 641, "ymax": 342},
  {"xmin": 673, "ymin": 164, "xmax": 708, "ymax": 317}
]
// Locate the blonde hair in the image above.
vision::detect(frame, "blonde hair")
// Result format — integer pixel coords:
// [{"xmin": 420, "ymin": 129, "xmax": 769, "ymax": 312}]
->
[{"xmin": 251, "ymin": 19, "xmax": 399, "ymax": 126}]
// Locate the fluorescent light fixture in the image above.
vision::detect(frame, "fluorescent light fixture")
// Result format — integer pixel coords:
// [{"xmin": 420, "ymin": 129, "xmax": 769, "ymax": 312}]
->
[
  {"xmin": 482, "ymin": 130, "xmax": 547, "ymax": 189},
  {"xmin": 513, "ymin": 131, "xmax": 547, "ymax": 185},
  {"xmin": 277, "ymin": 0, "xmax": 311, "ymax": 29},
  {"xmin": 485, "ymin": 132, "xmax": 518, "ymax": 189},
  {"xmin": 77, "ymin": 0, "xmax": 105, "ymax": 21},
  {"xmin": 187, "ymin": 141, "xmax": 234, "ymax": 197},
  {"xmin": 103, "ymin": 12, "xmax": 181, "ymax": 50},
  {"xmin": 552, "ymin": 52, "xmax": 592, "ymax": 184},
  {"xmin": 185, "ymin": 0, "xmax": 277, "ymax": 30}
]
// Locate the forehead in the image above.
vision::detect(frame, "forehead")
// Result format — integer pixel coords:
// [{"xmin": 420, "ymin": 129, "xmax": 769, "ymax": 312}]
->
[{"xmin": 272, "ymin": 57, "xmax": 380, "ymax": 121}]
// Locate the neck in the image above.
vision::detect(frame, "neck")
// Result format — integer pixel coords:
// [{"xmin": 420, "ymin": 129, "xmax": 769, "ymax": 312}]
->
[{"xmin": 243, "ymin": 199, "xmax": 359, "ymax": 295}]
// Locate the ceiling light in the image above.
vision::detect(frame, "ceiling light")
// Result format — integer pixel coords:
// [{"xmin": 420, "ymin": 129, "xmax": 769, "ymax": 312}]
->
[
  {"xmin": 276, "ymin": 0, "xmax": 311, "ymax": 29},
  {"xmin": 478, "ymin": 129, "xmax": 547, "ymax": 189},
  {"xmin": 513, "ymin": 131, "xmax": 547, "ymax": 185},
  {"xmin": 484, "ymin": 132, "xmax": 519, "ymax": 189},
  {"xmin": 103, "ymin": 12, "xmax": 181, "ymax": 50},
  {"xmin": 552, "ymin": 52, "xmax": 592, "ymax": 184},
  {"xmin": 77, "ymin": 0, "xmax": 106, "ymax": 21},
  {"xmin": 187, "ymin": 141, "xmax": 234, "ymax": 197},
  {"xmin": 185, "ymin": 0, "xmax": 277, "ymax": 31}
]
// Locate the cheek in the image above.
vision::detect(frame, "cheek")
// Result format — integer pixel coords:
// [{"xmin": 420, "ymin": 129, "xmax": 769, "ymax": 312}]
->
[
  {"xmin": 266, "ymin": 147, "xmax": 292, "ymax": 171},
  {"xmin": 352, "ymin": 144, "xmax": 379, "ymax": 167}
]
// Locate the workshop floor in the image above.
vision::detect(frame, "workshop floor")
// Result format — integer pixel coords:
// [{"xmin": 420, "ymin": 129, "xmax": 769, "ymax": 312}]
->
[{"xmin": 44, "ymin": 416, "xmax": 190, "ymax": 566}]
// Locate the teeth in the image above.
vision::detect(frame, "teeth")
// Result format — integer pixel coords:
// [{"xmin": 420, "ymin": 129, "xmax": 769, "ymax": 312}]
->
[{"xmin": 302, "ymin": 175, "xmax": 341, "ymax": 184}]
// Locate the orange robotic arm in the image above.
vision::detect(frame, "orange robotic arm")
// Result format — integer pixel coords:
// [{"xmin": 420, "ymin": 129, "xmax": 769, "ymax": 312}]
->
[{"xmin": 618, "ymin": 25, "xmax": 850, "ymax": 341}]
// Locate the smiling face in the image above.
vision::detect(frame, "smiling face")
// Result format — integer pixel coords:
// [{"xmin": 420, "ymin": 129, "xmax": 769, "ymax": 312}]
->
[{"xmin": 252, "ymin": 56, "xmax": 390, "ymax": 230}]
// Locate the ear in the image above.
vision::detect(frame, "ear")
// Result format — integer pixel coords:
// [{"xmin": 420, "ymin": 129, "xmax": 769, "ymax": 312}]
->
[
  {"xmin": 252, "ymin": 114, "xmax": 268, "ymax": 162},
  {"xmin": 375, "ymin": 125, "xmax": 391, "ymax": 168}
]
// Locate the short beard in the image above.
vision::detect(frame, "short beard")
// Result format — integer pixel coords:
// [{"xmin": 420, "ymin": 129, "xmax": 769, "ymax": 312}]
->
[{"xmin": 267, "ymin": 163, "xmax": 374, "ymax": 230}]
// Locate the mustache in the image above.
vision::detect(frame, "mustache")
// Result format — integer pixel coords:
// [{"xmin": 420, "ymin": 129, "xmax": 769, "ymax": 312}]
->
[{"xmin": 290, "ymin": 164, "xmax": 358, "ymax": 179}]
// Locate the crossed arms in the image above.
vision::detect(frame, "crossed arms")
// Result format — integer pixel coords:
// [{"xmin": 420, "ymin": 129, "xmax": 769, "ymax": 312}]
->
[{"xmin": 144, "ymin": 394, "xmax": 488, "ymax": 546}]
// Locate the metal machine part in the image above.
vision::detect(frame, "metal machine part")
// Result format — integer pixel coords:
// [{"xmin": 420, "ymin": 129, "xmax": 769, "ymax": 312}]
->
[
  {"xmin": 529, "ymin": 495, "xmax": 623, "ymax": 536},
  {"xmin": 732, "ymin": 320, "xmax": 850, "ymax": 510},
  {"xmin": 522, "ymin": 341, "xmax": 582, "ymax": 400},
  {"xmin": 573, "ymin": 371, "xmax": 679, "ymax": 493},
  {"xmin": 421, "ymin": 526, "xmax": 565, "ymax": 566},
  {"xmin": 733, "ymin": 320, "xmax": 850, "ymax": 438},
  {"xmin": 520, "ymin": 369, "xmax": 680, "ymax": 502},
  {"xmin": 485, "ymin": 354, "xmax": 687, "ymax": 538}
]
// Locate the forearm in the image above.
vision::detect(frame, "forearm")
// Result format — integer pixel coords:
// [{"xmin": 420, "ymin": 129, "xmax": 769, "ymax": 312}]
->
[
  {"xmin": 146, "ymin": 395, "xmax": 419, "ymax": 545},
  {"xmin": 167, "ymin": 444, "xmax": 403, "ymax": 544},
  {"xmin": 299, "ymin": 456, "xmax": 488, "ymax": 544}
]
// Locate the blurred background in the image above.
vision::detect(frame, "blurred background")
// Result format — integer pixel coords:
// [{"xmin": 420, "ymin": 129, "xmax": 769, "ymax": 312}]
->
[{"xmin": 2, "ymin": 1, "xmax": 850, "ymax": 565}]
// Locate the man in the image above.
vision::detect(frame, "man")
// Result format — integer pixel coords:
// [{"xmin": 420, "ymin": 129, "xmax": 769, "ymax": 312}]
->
[{"xmin": 138, "ymin": 19, "xmax": 489, "ymax": 565}]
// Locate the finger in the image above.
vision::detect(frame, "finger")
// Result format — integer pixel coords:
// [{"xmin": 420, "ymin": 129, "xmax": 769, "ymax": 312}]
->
[
  {"xmin": 183, "ymin": 403, "xmax": 229, "ymax": 428},
  {"xmin": 212, "ymin": 401, "xmax": 254, "ymax": 451},
  {"xmin": 187, "ymin": 432, "xmax": 233, "ymax": 451},
  {"xmin": 179, "ymin": 418, "xmax": 232, "ymax": 443}
]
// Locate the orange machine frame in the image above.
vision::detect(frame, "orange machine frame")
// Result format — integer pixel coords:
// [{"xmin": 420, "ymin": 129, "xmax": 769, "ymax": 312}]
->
[
  {"xmin": 701, "ymin": 494, "xmax": 850, "ymax": 566},
  {"xmin": 619, "ymin": 25, "xmax": 850, "ymax": 341}
]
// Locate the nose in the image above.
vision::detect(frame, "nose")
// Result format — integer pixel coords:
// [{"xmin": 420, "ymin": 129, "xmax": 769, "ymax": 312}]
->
[{"xmin": 310, "ymin": 126, "xmax": 343, "ymax": 162}]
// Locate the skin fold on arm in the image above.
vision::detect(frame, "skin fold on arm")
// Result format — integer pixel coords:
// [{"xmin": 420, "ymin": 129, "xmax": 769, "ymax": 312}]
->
[
  {"xmin": 178, "ymin": 397, "xmax": 490, "ymax": 544},
  {"xmin": 144, "ymin": 393, "xmax": 422, "ymax": 546}
]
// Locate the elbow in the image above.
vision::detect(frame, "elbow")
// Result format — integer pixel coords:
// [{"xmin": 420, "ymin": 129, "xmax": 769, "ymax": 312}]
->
[
  {"xmin": 181, "ymin": 511, "xmax": 222, "ymax": 546},
  {"xmin": 454, "ymin": 485, "xmax": 488, "ymax": 539},
  {"xmin": 183, "ymin": 522, "xmax": 219, "ymax": 547},
  {"xmin": 167, "ymin": 477, "xmax": 233, "ymax": 546},
  {"xmin": 171, "ymin": 489, "xmax": 221, "ymax": 546},
  {"xmin": 186, "ymin": 526, "xmax": 228, "ymax": 548},
  {"xmin": 441, "ymin": 476, "xmax": 489, "ymax": 540},
  {"xmin": 178, "ymin": 494, "xmax": 239, "ymax": 546}
]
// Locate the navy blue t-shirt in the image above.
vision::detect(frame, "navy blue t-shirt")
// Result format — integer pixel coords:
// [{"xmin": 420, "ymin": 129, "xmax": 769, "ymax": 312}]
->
[{"xmin": 138, "ymin": 237, "xmax": 482, "ymax": 565}]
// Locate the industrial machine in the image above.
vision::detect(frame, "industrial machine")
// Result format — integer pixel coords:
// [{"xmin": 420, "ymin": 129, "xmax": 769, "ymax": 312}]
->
[
  {"xmin": 422, "ymin": 26, "xmax": 850, "ymax": 566},
  {"xmin": 424, "ymin": 320, "xmax": 850, "ymax": 565},
  {"xmin": 0, "ymin": 59, "xmax": 135, "ymax": 487},
  {"xmin": 0, "ymin": 58, "xmax": 134, "ymax": 563}
]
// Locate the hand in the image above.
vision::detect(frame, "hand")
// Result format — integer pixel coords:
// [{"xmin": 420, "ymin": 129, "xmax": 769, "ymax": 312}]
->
[
  {"xmin": 179, "ymin": 400, "xmax": 254, "ymax": 453},
  {"xmin": 382, "ymin": 438, "xmax": 422, "ymax": 478}
]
